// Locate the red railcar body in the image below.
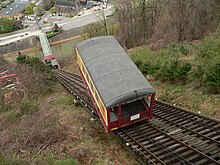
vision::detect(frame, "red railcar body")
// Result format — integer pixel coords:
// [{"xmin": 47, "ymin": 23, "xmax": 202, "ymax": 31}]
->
[
  {"xmin": 76, "ymin": 36, "xmax": 156, "ymax": 133},
  {"xmin": 42, "ymin": 55, "xmax": 60, "ymax": 69}
]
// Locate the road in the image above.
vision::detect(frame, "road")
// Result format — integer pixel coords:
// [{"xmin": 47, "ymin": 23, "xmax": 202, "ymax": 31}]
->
[{"xmin": 0, "ymin": 5, "xmax": 114, "ymax": 46}]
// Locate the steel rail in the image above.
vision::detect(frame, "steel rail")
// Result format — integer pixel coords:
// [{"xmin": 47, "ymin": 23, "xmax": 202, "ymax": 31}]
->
[
  {"xmin": 153, "ymin": 113, "xmax": 220, "ymax": 147},
  {"xmin": 56, "ymin": 70, "xmax": 220, "ymax": 165},
  {"xmin": 121, "ymin": 124, "xmax": 192, "ymax": 164},
  {"xmin": 148, "ymin": 123, "xmax": 220, "ymax": 164},
  {"xmin": 154, "ymin": 101, "xmax": 220, "ymax": 133},
  {"xmin": 117, "ymin": 129, "xmax": 166, "ymax": 165}
]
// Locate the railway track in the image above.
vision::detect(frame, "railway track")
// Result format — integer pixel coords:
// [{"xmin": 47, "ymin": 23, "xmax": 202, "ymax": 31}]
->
[{"xmin": 56, "ymin": 69, "xmax": 220, "ymax": 165}]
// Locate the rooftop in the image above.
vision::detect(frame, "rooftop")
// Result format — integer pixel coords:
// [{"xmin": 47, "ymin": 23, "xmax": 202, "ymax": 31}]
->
[
  {"xmin": 76, "ymin": 36, "xmax": 155, "ymax": 108},
  {"xmin": 56, "ymin": 0, "xmax": 76, "ymax": 7},
  {"xmin": 0, "ymin": 0, "xmax": 28, "ymax": 17}
]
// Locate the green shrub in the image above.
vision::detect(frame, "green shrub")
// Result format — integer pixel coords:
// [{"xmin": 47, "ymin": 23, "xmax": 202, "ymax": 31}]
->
[
  {"xmin": 188, "ymin": 64, "xmax": 204, "ymax": 87},
  {"xmin": 17, "ymin": 54, "xmax": 57, "ymax": 84},
  {"xmin": 159, "ymin": 48, "xmax": 173, "ymax": 56},
  {"xmin": 158, "ymin": 60, "xmax": 178, "ymax": 83},
  {"xmin": 24, "ymin": 3, "xmax": 35, "ymax": 15},
  {"xmin": 49, "ymin": 6, "xmax": 55, "ymax": 14},
  {"xmin": 169, "ymin": 43, "xmax": 179, "ymax": 52},
  {"xmin": 131, "ymin": 48, "xmax": 165, "ymax": 76},
  {"xmin": 168, "ymin": 42, "xmax": 190, "ymax": 55},
  {"xmin": 16, "ymin": 55, "xmax": 57, "ymax": 98},
  {"xmin": 134, "ymin": 60, "xmax": 148, "ymax": 75},
  {"xmin": 180, "ymin": 43, "xmax": 190, "ymax": 55},
  {"xmin": 17, "ymin": 55, "xmax": 51, "ymax": 73},
  {"xmin": 203, "ymin": 62, "xmax": 220, "ymax": 93},
  {"xmin": 197, "ymin": 35, "xmax": 220, "ymax": 59},
  {"xmin": 134, "ymin": 59, "xmax": 161, "ymax": 76},
  {"xmin": 190, "ymin": 33, "xmax": 220, "ymax": 93},
  {"xmin": 149, "ymin": 61, "xmax": 161, "ymax": 76},
  {"xmin": 46, "ymin": 27, "xmax": 63, "ymax": 38},
  {"xmin": 16, "ymin": 54, "xmax": 26, "ymax": 64},
  {"xmin": 1, "ymin": 1, "xmax": 8, "ymax": 8},
  {"xmin": 179, "ymin": 62, "xmax": 192, "ymax": 80},
  {"xmin": 158, "ymin": 59, "xmax": 191, "ymax": 84},
  {"xmin": 46, "ymin": 30, "xmax": 63, "ymax": 38},
  {"xmin": 0, "ymin": 17, "xmax": 16, "ymax": 34},
  {"xmin": 130, "ymin": 32, "xmax": 220, "ymax": 93},
  {"xmin": 134, "ymin": 59, "xmax": 142, "ymax": 69}
]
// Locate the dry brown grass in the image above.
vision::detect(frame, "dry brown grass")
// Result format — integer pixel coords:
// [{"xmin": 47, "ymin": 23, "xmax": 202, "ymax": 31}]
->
[
  {"xmin": 0, "ymin": 84, "xmax": 138, "ymax": 164},
  {"xmin": 152, "ymin": 81, "xmax": 220, "ymax": 120}
]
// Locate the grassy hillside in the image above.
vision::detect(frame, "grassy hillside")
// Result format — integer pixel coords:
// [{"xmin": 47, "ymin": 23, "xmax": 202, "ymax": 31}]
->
[
  {"xmin": 129, "ymin": 33, "xmax": 220, "ymax": 119},
  {"xmin": 0, "ymin": 84, "xmax": 137, "ymax": 165},
  {"xmin": 1, "ymin": 31, "xmax": 219, "ymax": 165},
  {"xmin": 0, "ymin": 56, "xmax": 137, "ymax": 165}
]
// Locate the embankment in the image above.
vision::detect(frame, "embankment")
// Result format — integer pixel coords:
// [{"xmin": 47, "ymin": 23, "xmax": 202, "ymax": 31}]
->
[{"xmin": 0, "ymin": 28, "xmax": 82, "ymax": 57}]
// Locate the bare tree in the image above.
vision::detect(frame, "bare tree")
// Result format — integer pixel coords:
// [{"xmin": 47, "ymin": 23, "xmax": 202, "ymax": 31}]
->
[
  {"xmin": 83, "ymin": 9, "xmax": 117, "ymax": 39},
  {"xmin": 94, "ymin": 10, "xmax": 108, "ymax": 35},
  {"xmin": 116, "ymin": 0, "xmax": 220, "ymax": 48},
  {"xmin": 164, "ymin": 0, "xmax": 220, "ymax": 41},
  {"xmin": 116, "ymin": 0, "xmax": 137, "ymax": 48}
]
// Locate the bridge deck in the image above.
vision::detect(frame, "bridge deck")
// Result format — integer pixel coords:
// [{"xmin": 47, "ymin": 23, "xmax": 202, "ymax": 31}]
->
[{"xmin": 38, "ymin": 33, "xmax": 52, "ymax": 56}]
